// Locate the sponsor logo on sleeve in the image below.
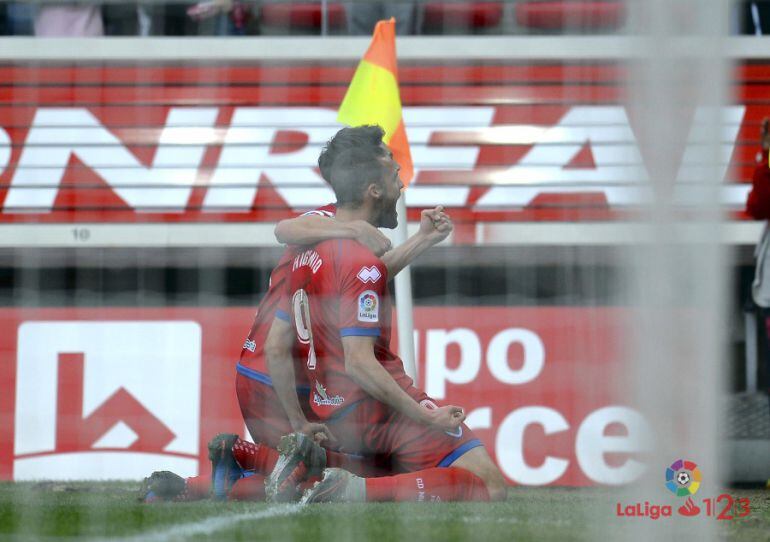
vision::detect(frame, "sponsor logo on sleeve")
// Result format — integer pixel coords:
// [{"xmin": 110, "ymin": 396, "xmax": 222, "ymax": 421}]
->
[
  {"xmin": 243, "ymin": 339, "xmax": 256, "ymax": 352},
  {"xmin": 357, "ymin": 266, "xmax": 382, "ymax": 284},
  {"xmin": 357, "ymin": 291, "xmax": 379, "ymax": 323}
]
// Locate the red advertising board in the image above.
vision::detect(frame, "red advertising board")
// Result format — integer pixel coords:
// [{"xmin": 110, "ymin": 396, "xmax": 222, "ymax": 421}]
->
[
  {"xmin": 0, "ymin": 62, "xmax": 764, "ymax": 226},
  {"xmin": 0, "ymin": 306, "xmax": 643, "ymax": 486}
]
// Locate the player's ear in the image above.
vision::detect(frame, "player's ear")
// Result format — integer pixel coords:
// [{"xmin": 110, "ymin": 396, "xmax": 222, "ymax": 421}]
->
[{"xmin": 367, "ymin": 182, "xmax": 383, "ymax": 200}]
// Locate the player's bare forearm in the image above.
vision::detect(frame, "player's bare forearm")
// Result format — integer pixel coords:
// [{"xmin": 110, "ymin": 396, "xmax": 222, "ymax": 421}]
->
[
  {"xmin": 380, "ymin": 232, "xmax": 433, "ymax": 277},
  {"xmin": 343, "ymin": 338, "xmax": 465, "ymax": 432},
  {"xmin": 347, "ymin": 356, "xmax": 429, "ymax": 423},
  {"xmin": 265, "ymin": 317, "xmax": 307, "ymax": 431},
  {"xmin": 274, "ymin": 215, "xmax": 391, "ymax": 255},
  {"xmin": 381, "ymin": 206, "xmax": 453, "ymax": 276}
]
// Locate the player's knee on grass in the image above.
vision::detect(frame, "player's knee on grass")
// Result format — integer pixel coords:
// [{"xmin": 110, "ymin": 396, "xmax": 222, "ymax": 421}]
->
[
  {"xmin": 482, "ymin": 470, "xmax": 508, "ymax": 502},
  {"xmin": 451, "ymin": 446, "xmax": 508, "ymax": 502},
  {"xmin": 473, "ymin": 466, "xmax": 507, "ymax": 502}
]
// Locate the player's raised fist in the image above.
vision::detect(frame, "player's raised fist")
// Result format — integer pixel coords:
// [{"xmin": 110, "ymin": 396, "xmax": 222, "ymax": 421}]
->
[{"xmin": 419, "ymin": 206, "xmax": 453, "ymax": 244}]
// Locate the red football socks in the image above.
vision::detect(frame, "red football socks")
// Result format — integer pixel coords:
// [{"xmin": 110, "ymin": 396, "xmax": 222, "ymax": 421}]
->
[
  {"xmin": 231, "ymin": 437, "xmax": 279, "ymax": 474},
  {"xmin": 230, "ymin": 436, "xmax": 383, "ymax": 478},
  {"xmin": 227, "ymin": 474, "xmax": 266, "ymax": 501},
  {"xmin": 325, "ymin": 450, "xmax": 389, "ymax": 477},
  {"xmin": 365, "ymin": 467, "xmax": 490, "ymax": 502},
  {"xmin": 179, "ymin": 474, "xmax": 211, "ymax": 501}
]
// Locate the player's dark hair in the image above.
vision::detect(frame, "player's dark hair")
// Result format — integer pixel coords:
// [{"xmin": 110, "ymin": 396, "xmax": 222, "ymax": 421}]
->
[
  {"xmin": 318, "ymin": 125, "xmax": 385, "ymax": 182},
  {"xmin": 329, "ymin": 146, "xmax": 388, "ymax": 207}
]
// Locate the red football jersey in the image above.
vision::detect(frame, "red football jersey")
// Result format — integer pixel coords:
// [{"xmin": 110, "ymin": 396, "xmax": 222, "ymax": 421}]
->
[
  {"xmin": 238, "ymin": 204, "xmax": 336, "ymax": 375},
  {"xmin": 279, "ymin": 237, "xmax": 413, "ymax": 420}
]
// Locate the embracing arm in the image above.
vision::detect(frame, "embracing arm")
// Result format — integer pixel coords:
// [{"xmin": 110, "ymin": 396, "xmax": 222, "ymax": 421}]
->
[
  {"xmin": 265, "ymin": 317, "xmax": 334, "ymax": 441},
  {"xmin": 265, "ymin": 317, "xmax": 308, "ymax": 432},
  {"xmin": 275, "ymin": 215, "xmax": 391, "ymax": 255},
  {"xmin": 341, "ymin": 335, "xmax": 465, "ymax": 432}
]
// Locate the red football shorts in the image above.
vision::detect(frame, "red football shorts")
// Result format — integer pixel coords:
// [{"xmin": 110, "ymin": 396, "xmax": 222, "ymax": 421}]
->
[
  {"xmin": 323, "ymin": 385, "xmax": 483, "ymax": 473},
  {"xmin": 236, "ymin": 369, "xmax": 309, "ymax": 449},
  {"xmin": 235, "ymin": 366, "xmax": 393, "ymax": 477}
]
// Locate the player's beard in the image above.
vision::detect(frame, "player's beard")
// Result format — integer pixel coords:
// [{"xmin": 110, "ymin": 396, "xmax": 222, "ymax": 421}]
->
[{"xmin": 377, "ymin": 195, "xmax": 399, "ymax": 229}]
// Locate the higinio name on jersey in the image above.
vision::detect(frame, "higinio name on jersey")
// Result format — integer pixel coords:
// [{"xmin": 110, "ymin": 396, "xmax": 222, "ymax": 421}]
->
[{"xmin": 292, "ymin": 249, "xmax": 323, "ymax": 274}]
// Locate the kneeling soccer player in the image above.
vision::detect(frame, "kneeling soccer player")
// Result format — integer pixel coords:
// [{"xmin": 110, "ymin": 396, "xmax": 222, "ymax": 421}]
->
[
  {"xmin": 265, "ymin": 133, "xmax": 507, "ymax": 503},
  {"xmin": 141, "ymin": 126, "xmax": 458, "ymax": 502}
]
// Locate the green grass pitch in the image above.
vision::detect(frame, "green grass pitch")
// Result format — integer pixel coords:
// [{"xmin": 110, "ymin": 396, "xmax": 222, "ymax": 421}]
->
[{"xmin": 0, "ymin": 482, "xmax": 767, "ymax": 541}]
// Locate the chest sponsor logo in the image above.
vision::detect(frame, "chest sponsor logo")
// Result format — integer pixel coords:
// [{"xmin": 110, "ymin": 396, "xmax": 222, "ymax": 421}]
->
[{"xmin": 313, "ymin": 380, "xmax": 345, "ymax": 407}]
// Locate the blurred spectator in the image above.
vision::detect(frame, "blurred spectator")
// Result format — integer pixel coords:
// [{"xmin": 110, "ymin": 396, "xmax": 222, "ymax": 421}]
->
[
  {"xmin": 34, "ymin": 2, "xmax": 103, "ymax": 36},
  {"xmin": 745, "ymin": 117, "xmax": 770, "ymax": 406},
  {"xmin": 736, "ymin": 1, "xmax": 770, "ymax": 35},
  {"xmin": 347, "ymin": 2, "xmax": 415, "ymax": 35},
  {"xmin": 421, "ymin": 2, "xmax": 504, "ymax": 35},
  {"xmin": 102, "ymin": 4, "xmax": 142, "ymax": 35},
  {"xmin": 516, "ymin": 1, "xmax": 624, "ymax": 35},
  {"xmin": 147, "ymin": 1, "xmax": 256, "ymax": 35},
  {"xmin": 4, "ymin": 2, "xmax": 37, "ymax": 35}
]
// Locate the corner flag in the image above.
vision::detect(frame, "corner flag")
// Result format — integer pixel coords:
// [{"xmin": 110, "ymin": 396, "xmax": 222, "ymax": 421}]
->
[
  {"xmin": 337, "ymin": 18, "xmax": 418, "ymax": 383},
  {"xmin": 337, "ymin": 18, "xmax": 414, "ymax": 185}
]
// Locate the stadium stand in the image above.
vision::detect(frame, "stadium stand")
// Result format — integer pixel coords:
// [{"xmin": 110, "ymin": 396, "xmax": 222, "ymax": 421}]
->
[
  {"xmin": 260, "ymin": 1, "xmax": 347, "ymax": 34},
  {"xmin": 0, "ymin": 0, "xmax": 632, "ymax": 36},
  {"xmin": 514, "ymin": 1, "xmax": 625, "ymax": 32},
  {"xmin": 420, "ymin": 2, "xmax": 504, "ymax": 34}
]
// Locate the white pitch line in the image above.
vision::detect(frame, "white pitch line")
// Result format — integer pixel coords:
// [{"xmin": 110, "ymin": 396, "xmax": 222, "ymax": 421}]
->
[{"xmin": 99, "ymin": 504, "xmax": 302, "ymax": 542}]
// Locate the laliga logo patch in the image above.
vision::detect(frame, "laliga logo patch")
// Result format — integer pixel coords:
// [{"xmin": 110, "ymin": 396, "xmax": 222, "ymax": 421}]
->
[
  {"xmin": 357, "ymin": 291, "xmax": 379, "ymax": 323},
  {"xmin": 357, "ymin": 266, "xmax": 382, "ymax": 284}
]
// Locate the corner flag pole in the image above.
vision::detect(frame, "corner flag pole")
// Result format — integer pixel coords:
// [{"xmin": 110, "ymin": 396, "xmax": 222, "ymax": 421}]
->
[
  {"xmin": 336, "ymin": 18, "xmax": 418, "ymax": 384},
  {"xmin": 393, "ymin": 197, "xmax": 418, "ymax": 384}
]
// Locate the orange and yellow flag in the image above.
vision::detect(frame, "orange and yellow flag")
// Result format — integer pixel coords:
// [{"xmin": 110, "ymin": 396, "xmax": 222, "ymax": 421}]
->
[{"xmin": 337, "ymin": 18, "xmax": 414, "ymax": 185}]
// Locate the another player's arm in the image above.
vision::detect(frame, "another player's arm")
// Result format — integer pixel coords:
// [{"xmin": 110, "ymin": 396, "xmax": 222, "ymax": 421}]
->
[
  {"xmin": 380, "ymin": 206, "xmax": 453, "ymax": 277},
  {"xmin": 266, "ymin": 315, "xmax": 334, "ymax": 442},
  {"xmin": 265, "ymin": 316, "xmax": 308, "ymax": 431},
  {"xmin": 274, "ymin": 215, "xmax": 391, "ymax": 256},
  {"xmin": 341, "ymin": 335, "xmax": 465, "ymax": 432}
]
